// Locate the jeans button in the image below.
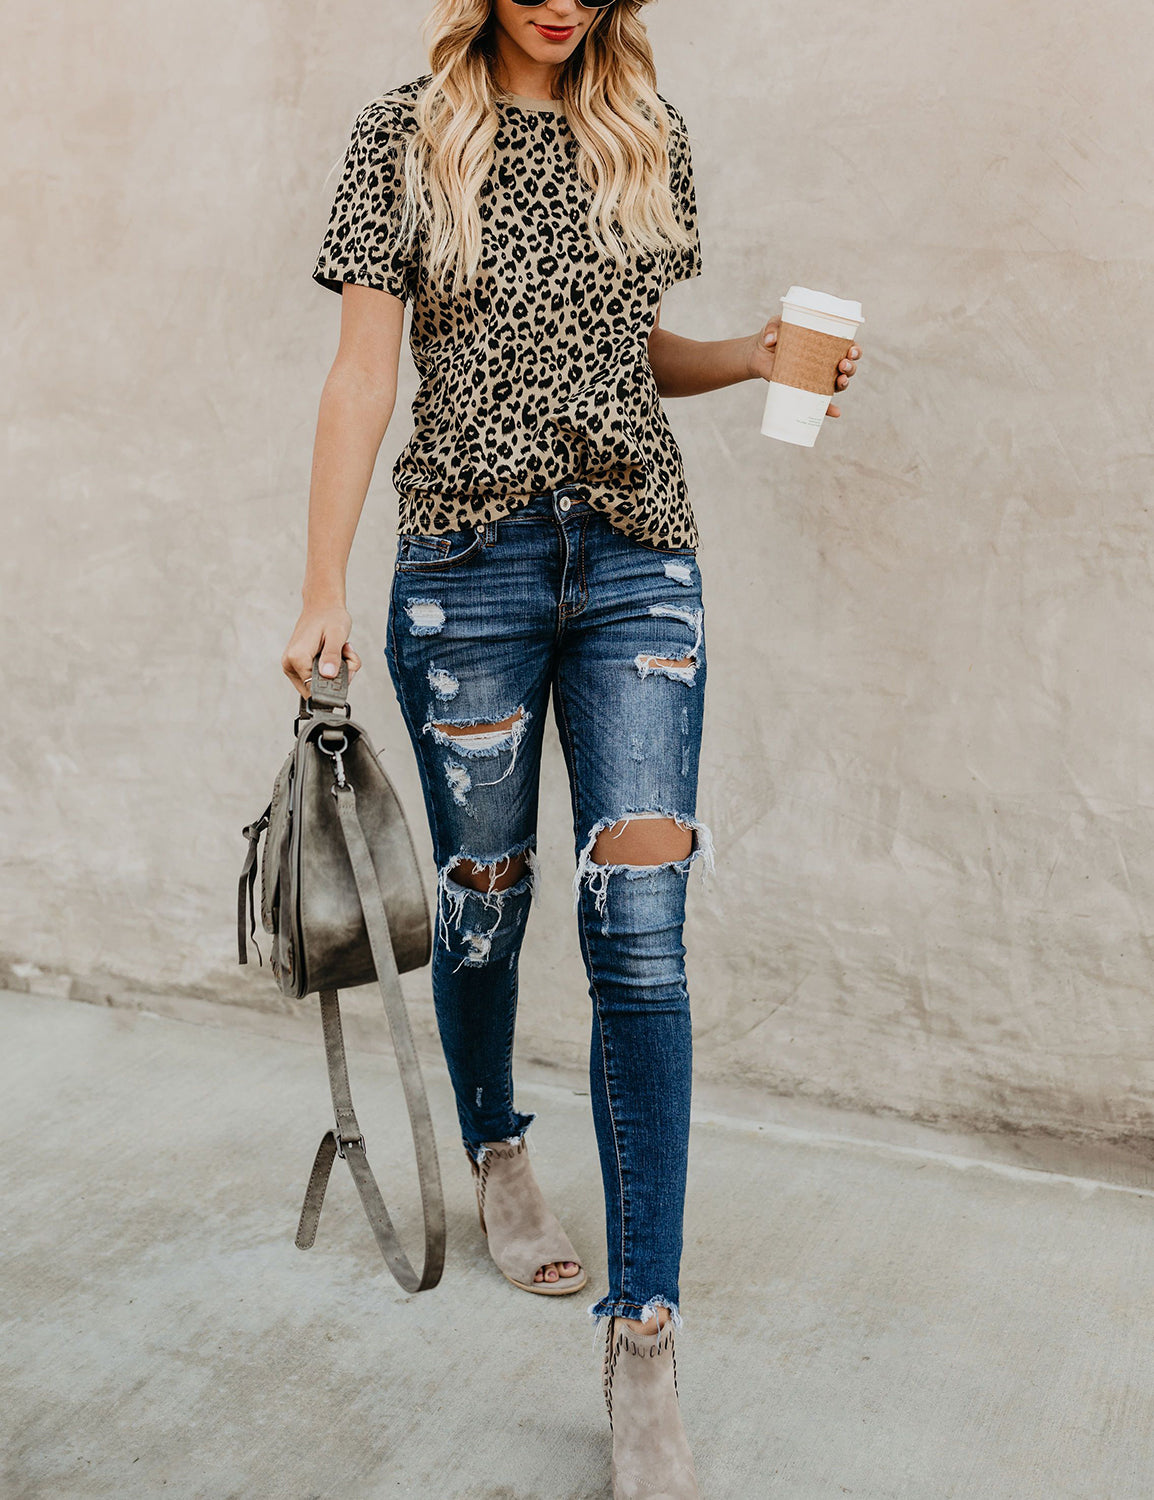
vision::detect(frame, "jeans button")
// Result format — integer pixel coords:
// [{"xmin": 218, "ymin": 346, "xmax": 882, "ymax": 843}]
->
[{"xmin": 558, "ymin": 495, "xmax": 572, "ymax": 512}]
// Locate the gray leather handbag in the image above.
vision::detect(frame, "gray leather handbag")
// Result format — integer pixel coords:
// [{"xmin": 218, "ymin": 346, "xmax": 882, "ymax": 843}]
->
[{"xmin": 237, "ymin": 653, "xmax": 445, "ymax": 1292}]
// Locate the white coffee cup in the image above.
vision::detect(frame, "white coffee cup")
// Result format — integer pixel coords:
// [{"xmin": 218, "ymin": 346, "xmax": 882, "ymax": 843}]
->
[{"xmin": 761, "ymin": 286, "xmax": 864, "ymax": 447}]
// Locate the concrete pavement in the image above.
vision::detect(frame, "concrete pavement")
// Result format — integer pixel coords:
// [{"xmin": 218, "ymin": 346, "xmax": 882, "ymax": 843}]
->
[{"xmin": 2, "ymin": 989, "xmax": 1153, "ymax": 1499}]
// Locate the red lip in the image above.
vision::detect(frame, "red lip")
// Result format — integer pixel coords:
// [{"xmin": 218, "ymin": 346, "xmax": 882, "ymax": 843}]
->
[{"xmin": 533, "ymin": 23, "xmax": 576, "ymax": 40}]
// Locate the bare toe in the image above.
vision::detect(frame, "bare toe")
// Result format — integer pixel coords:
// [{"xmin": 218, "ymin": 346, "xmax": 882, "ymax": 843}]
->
[{"xmin": 559, "ymin": 1260, "xmax": 580, "ymax": 1277}]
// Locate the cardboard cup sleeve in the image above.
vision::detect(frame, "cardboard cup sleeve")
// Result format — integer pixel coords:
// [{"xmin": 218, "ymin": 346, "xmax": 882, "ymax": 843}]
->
[{"xmin": 771, "ymin": 323, "xmax": 855, "ymax": 396}]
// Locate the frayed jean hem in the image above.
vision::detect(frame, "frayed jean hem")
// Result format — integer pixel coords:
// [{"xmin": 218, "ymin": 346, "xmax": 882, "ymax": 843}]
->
[
  {"xmin": 587, "ymin": 1293, "xmax": 683, "ymax": 1335},
  {"xmin": 461, "ymin": 1109, "xmax": 538, "ymax": 1165}
]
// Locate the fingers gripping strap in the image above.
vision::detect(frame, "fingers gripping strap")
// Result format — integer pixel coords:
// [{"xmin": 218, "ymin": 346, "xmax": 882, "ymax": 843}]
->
[
  {"xmin": 307, "ymin": 652, "xmax": 349, "ymax": 709},
  {"xmin": 295, "ymin": 783, "xmax": 446, "ymax": 1293}
]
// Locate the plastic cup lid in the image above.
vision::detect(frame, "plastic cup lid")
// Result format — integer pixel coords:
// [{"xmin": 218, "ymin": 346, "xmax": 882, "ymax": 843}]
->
[{"xmin": 781, "ymin": 285, "xmax": 864, "ymax": 324}]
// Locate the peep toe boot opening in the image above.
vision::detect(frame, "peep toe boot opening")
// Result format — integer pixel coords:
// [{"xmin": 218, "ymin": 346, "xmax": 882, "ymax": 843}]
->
[{"xmin": 467, "ymin": 1136, "xmax": 587, "ymax": 1295}]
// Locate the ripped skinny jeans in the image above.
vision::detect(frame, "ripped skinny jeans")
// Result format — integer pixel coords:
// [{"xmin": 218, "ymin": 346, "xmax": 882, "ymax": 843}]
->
[{"xmin": 384, "ymin": 480, "xmax": 712, "ymax": 1328}]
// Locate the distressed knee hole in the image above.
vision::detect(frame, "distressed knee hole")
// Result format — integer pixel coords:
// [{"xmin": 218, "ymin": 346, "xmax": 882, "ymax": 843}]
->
[
  {"xmin": 437, "ymin": 845, "xmax": 539, "ymax": 959},
  {"xmin": 590, "ymin": 816, "xmax": 693, "ymax": 867},
  {"xmin": 452, "ymin": 851, "xmax": 530, "ymax": 892},
  {"xmin": 572, "ymin": 812, "xmax": 715, "ymax": 920}
]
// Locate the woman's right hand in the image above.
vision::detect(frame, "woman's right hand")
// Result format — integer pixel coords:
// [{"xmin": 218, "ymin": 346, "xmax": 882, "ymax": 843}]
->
[{"xmin": 281, "ymin": 603, "xmax": 362, "ymax": 700}]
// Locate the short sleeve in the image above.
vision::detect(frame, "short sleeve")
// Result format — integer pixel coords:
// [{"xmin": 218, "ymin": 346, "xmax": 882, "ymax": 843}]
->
[
  {"xmin": 662, "ymin": 102, "xmax": 703, "ymax": 290},
  {"xmin": 312, "ymin": 100, "xmax": 420, "ymax": 303}
]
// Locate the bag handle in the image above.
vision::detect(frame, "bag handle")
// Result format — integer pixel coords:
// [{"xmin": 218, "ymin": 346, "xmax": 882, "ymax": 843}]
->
[
  {"xmin": 294, "ymin": 777, "xmax": 446, "ymax": 1293},
  {"xmin": 302, "ymin": 650, "xmax": 349, "ymax": 713},
  {"xmin": 244, "ymin": 650, "xmax": 349, "ymax": 960}
]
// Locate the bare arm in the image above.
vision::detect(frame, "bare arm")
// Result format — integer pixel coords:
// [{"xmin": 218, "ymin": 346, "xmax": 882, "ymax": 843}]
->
[
  {"xmin": 648, "ymin": 298, "xmax": 760, "ymax": 399},
  {"xmin": 647, "ymin": 298, "xmax": 860, "ymax": 414},
  {"xmin": 281, "ymin": 283, "xmax": 406, "ymax": 699}
]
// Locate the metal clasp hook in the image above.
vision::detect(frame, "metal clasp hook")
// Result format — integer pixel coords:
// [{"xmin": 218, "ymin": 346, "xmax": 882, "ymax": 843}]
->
[{"xmin": 319, "ymin": 730, "xmax": 349, "ymax": 789}]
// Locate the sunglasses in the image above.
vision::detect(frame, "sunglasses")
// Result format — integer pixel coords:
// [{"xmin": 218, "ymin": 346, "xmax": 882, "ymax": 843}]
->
[{"xmin": 511, "ymin": 1, "xmax": 617, "ymax": 9}]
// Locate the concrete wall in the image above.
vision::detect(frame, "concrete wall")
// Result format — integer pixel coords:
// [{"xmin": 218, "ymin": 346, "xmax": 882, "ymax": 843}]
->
[{"xmin": 5, "ymin": 0, "xmax": 1153, "ymax": 1142}]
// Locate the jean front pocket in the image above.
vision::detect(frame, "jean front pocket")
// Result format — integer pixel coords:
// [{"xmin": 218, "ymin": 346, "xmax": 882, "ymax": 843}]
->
[
  {"xmin": 395, "ymin": 525, "xmax": 487, "ymax": 572},
  {"xmin": 631, "ymin": 537, "xmax": 698, "ymax": 559}
]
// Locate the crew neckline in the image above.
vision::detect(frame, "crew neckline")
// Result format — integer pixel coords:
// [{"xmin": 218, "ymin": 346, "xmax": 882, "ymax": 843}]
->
[{"xmin": 500, "ymin": 91, "xmax": 566, "ymax": 116}]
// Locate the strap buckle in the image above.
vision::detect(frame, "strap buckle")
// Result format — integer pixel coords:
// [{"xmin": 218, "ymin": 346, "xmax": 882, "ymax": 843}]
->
[{"xmin": 335, "ymin": 1129, "xmax": 365, "ymax": 1159}]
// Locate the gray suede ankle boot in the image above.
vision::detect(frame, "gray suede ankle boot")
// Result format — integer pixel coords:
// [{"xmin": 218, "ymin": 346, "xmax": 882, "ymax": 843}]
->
[{"xmin": 602, "ymin": 1315, "xmax": 700, "ymax": 1499}]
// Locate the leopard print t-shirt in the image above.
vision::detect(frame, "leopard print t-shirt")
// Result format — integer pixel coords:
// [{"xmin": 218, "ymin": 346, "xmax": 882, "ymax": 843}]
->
[{"xmin": 312, "ymin": 73, "xmax": 704, "ymax": 550}]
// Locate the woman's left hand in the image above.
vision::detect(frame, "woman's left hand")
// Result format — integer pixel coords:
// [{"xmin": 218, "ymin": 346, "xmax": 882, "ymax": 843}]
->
[{"xmin": 747, "ymin": 316, "xmax": 862, "ymax": 418}]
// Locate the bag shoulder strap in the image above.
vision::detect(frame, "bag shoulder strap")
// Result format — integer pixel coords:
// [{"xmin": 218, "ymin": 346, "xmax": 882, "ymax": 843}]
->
[{"xmin": 294, "ymin": 779, "xmax": 446, "ymax": 1293}]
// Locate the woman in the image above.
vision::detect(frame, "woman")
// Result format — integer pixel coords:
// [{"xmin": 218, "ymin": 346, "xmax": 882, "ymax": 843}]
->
[{"xmin": 283, "ymin": 2, "xmax": 861, "ymax": 1494}]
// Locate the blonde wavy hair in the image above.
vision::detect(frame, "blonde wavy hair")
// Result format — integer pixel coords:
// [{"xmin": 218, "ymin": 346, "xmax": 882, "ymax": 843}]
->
[{"xmin": 379, "ymin": 0, "xmax": 695, "ymax": 299}]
